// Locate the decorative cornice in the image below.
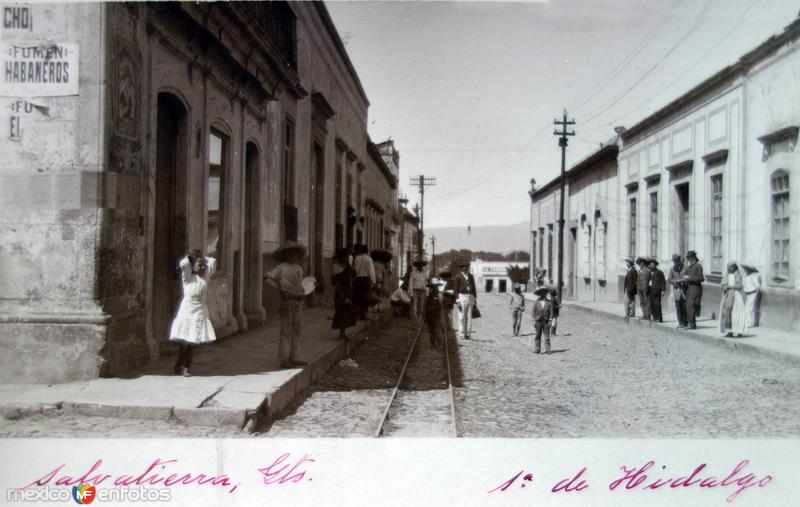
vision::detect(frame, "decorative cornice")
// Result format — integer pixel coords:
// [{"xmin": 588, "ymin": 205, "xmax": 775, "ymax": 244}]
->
[
  {"xmin": 665, "ymin": 160, "xmax": 694, "ymax": 173},
  {"xmin": 701, "ymin": 148, "xmax": 729, "ymax": 165},
  {"xmin": 312, "ymin": 92, "xmax": 336, "ymax": 120},
  {"xmin": 336, "ymin": 138, "xmax": 349, "ymax": 152},
  {"xmin": 757, "ymin": 126, "xmax": 799, "ymax": 146}
]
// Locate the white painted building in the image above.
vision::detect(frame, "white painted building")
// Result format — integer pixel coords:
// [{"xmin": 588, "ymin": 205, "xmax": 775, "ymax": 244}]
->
[
  {"xmin": 471, "ymin": 259, "xmax": 529, "ymax": 293},
  {"xmin": 531, "ymin": 16, "xmax": 800, "ymax": 333}
]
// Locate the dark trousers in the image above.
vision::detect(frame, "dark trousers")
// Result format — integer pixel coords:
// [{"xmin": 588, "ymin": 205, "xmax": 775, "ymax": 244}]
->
[
  {"xmin": 174, "ymin": 343, "xmax": 195, "ymax": 372},
  {"xmin": 426, "ymin": 315, "xmax": 441, "ymax": 347},
  {"xmin": 649, "ymin": 292, "xmax": 663, "ymax": 322},
  {"xmin": 674, "ymin": 298, "xmax": 687, "ymax": 327},
  {"xmin": 639, "ymin": 290, "xmax": 650, "ymax": 319},
  {"xmin": 533, "ymin": 320, "xmax": 550, "ymax": 353},
  {"xmin": 353, "ymin": 276, "xmax": 371, "ymax": 318},
  {"xmin": 686, "ymin": 285, "xmax": 702, "ymax": 328}
]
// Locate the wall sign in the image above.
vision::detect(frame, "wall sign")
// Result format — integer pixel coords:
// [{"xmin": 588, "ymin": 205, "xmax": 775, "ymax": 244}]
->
[{"xmin": 0, "ymin": 42, "xmax": 79, "ymax": 96}]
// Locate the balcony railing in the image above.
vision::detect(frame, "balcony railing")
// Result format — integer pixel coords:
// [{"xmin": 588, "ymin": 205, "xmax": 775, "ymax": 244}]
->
[{"xmin": 237, "ymin": 1, "xmax": 297, "ymax": 71}]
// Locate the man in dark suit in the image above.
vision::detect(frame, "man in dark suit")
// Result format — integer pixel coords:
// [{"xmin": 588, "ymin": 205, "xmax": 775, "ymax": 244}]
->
[
  {"xmin": 451, "ymin": 258, "xmax": 477, "ymax": 339},
  {"xmin": 648, "ymin": 258, "xmax": 666, "ymax": 322},
  {"xmin": 668, "ymin": 254, "xmax": 687, "ymax": 328},
  {"xmin": 681, "ymin": 250, "xmax": 705, "ymax": 329},
  {"xmin": 623, "ymin": 257, "xmax": 637, "ymax": 322},
  {"xmin": 531, "ymin": 286, "xmax": 553, "ymax": 354},
  {"xmin": 636, "ymin": 256, "xmax": 651, "ymax": 320}
]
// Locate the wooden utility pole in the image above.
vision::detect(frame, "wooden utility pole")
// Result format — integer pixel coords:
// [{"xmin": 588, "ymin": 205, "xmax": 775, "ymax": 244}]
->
[
  {"xmin": 553, "ymin": 110, "xmax": 575, "ymax": 302},
  {"xmin": 430, "ymin": 235, "xmax": 436, "ymax": 274},
  {"xmin": 410, "ymin": 174, "xmax": 436, "ymax": 259}
]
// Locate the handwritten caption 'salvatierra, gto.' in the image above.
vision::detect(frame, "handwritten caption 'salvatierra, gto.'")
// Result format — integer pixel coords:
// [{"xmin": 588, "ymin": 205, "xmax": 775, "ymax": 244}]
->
[
  {"xmin": 490, "ymin": 459, "xmax": 772, "ymax": 503},
  {"xmin": 12, "ymin": 454, "xmax": 770, "ymax": 502}
]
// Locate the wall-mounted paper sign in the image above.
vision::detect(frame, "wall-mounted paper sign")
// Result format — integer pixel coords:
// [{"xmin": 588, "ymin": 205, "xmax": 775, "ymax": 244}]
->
[{"xmin": 0, "ymin": 42, "xmax": 79, "ymax": 96}]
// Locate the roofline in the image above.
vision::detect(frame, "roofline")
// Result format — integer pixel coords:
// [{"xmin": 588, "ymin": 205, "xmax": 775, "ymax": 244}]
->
[
  {"xmin": 367, "ymin": 139, "xmax": 398, "ymax": 189},
  {"xmin": 314, "ymin": 2, "xmax": 370, "ymax": 107},
  {"xmin": 622, "ymin": 16, "xmax": 800, "ymax": 142},
  {"xmin": 533, "ymin": 142, "xmax": 618, "ymax": 198}
]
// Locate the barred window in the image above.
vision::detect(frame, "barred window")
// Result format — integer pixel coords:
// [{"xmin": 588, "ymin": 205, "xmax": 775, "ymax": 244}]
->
[
  {"xmin": 771, "ymin": 171, "xmax": 790, "ymax": 282},
  {"xmin": 547, "ymin": 225, "xmax": 554, "ymax": 282},
  {"xmin": 649, "ymin": 192, "xmax": 658, "ymax": 258},
  {"xmin": 282, "ymin": 118, "xmax": 295, "ymax": 206},
  {"xmin": 710, "ymin": 174, "xmax": 723, "ymax": 274},
  {"xmin": 629, "ymin": 197, "xmax": 637, "ymax": 257},
  {"xmin": 207, "ymin": 130, "xmax": 227, "ymax": 264}
]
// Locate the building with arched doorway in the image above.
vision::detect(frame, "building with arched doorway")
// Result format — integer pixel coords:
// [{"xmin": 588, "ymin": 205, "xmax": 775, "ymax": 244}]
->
[{"xmin": 0, "ymin": 2, "xmax": 397, "ymax": 383}]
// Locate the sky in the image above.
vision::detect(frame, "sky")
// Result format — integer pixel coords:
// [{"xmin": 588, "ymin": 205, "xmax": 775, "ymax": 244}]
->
[{"xmin": 327, "ymin": 0, "xmax": 799, "ymax": 228}]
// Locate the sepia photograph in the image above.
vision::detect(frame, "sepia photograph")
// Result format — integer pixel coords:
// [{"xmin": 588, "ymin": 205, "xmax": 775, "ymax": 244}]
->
[{"xmin": 1, "ymin": 0, "xmax": 799, "ymax": 505}]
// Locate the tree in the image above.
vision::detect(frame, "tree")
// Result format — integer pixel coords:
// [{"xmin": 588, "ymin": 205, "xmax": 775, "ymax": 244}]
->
[{"xmin": 506, "ymin": 264, "xmax": 529, "ymax": 284}]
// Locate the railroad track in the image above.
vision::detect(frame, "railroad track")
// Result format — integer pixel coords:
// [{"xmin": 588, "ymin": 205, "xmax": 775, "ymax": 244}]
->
[{"xmin": 375, "ymin": 306, "xmax": 459, "ymax": 438}]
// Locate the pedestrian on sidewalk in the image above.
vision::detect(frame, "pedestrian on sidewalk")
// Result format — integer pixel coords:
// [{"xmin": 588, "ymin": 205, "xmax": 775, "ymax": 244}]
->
[
  {"xmin": 548, "ymin": 287, "xmax": 561, "ymax": 336},
  {"xmin": 452, "ymin": 258, "xmax": 477, "ymax": 339},
  {"xmin": 668, "ymin": 254, "xmax": 688, "ymax": 328},
  {"xmin": 510, "ymin": 283, "xmax": 525, "ymax": 336},
  {"xmin": 531, "ymin": 286, "xmax": 553, "ymax": 354},
  {"xmin": 681, "ymin": 250, "xmax": 705, "ymax": 330},
  {"xmin": 636, "ymin": 256, "xmax": 651, "ymax": 320},
  {"xmin": 623, "ymin": 257, "xmax": 637, "ymax": 322},
  {"xmin": 353, "ymin": 244, "xmax": 376, "ymax": 320},
  {"xmin": 648, "ymin": 258, "xmax": 666, "ymax": 323},
  {"xmin": 425, "ymin": 279, "xmax": 443, "ymax": 348},
  {"xmin": 170, "ymin": 250, "xmax": 217, "ymax": 377},
  {"xmin": 719, "ymin": 261, "xmax": 748, "ymax": 337},
  {"xmin": 409, "ymin": 259, "xmax": 428, "ymax": 323},
  {"xmin": 331, "ymin": 248, "xmax": 356, "ymax": 341},
  {"xmin": 741, "ymin": 264, "xmax": 762, "ymax": 327},
  {"xmin": 264, "ymin": 241, "xmax": 308, "ymax": 369}
]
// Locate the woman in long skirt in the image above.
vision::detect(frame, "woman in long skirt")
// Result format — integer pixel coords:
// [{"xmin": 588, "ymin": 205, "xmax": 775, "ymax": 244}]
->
[
  {"xmin": 331, "ymin": 248, "xmax": 356, "ymax": 340},
  {"xmin": 719, "ymin": 261, "xmax": 747, "ymax": 337},
  {"xmin": 741, "ymin": 264, "xmax": 761, "ymax": 327},
  {"xmin": 170, "ymin": 249, "xmax": 217, "ymax": 376}
]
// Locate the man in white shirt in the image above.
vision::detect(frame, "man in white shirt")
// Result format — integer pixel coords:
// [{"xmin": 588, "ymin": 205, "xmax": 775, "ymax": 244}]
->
[
  {"xmin": 409, "ymin": 259, "xmax": 428, "ymax": 323},
  {"xmin": 352, "ymin": 244, "xmax": 376, "ymax": 320}
]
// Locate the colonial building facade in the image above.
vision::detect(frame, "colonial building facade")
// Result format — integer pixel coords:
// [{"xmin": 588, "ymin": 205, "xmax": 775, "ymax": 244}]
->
[
  {"xmin": 530, "ymin": 16, "xmax": 800, "ymax": 333},
  {"xmin": 0, "ymin": 2, "xmax": 402, "ymax": 383}
]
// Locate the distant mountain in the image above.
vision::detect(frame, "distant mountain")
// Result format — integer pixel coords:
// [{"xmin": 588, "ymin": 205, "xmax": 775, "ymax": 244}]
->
[{"xmin": 426, "ymin": 222, "xmax": 529, "ymax": 254}]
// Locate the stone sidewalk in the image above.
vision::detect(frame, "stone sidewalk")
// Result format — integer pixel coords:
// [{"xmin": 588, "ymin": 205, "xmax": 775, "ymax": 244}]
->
[
  {"xmin": 525, "ymin": 295, "xmax": 800, "ymax": 367},
  {"xmin": 0, "ymin": 302, "xmax": 393, "ymax": 432}
]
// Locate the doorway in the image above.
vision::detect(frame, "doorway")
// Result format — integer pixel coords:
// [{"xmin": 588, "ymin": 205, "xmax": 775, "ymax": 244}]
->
[
  {"xmin": 313, "ymin": 143, "xmax": 325, "ymax": 292},
  {"xmin": 498, "ymin": 279, "xmax": 507, "ymax": 293},
  {"xmin": 485, "ymin": 279, "xmax": 494, "ymax": 293},
  {"xmin": 243, "ymin": 142, "xmax": 262, "ymax": 322},
  {"xmin": 153, "ymin": 93, "xmax": 188, "ymax": 345},
  {"xmin": 675, "ymin": 183, "xmax": 690, "ymax": 255},
  {"xmin": 568, "ymin": 227, "xmax": 577, "ymax": 298}
]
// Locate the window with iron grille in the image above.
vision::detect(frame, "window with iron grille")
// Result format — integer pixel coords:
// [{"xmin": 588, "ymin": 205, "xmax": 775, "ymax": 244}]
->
[
  {"xmin": 207, "ymin": 130, "xmax": 227, "ymax": 266},
  {"xmin": 649, "ymin": 192, "xmax": 658, "ymax": 258},
  {"xmin": 282, "ymin": 118, "xmax": 294, "ymax": 207},
  {"xmin": 710, "ymin": 174, "xmax": 723, "ymax": 274},
  {"xmin": 771, "ymin": 170, "xmax": 790, "ymax": 283},
  {"xmin": 547, "ymin": 225, "xmax": 554, "ymax": 282},
  {"xmin": 629, "ymin": 197, "xmax": 637, "ymax": 257}
]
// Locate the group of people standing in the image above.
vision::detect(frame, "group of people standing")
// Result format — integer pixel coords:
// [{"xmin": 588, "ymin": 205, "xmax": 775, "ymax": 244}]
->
[
  {"xmin": 623, "ymin": 250, "xmax": 761, "ymax": 337},
  {"xmin": 510, "ymin": 283, "xmax": 561, "ymax": 355},
  {"xmin": 167, "ymin": 241, "xmax": 393, "ymax": 375}
]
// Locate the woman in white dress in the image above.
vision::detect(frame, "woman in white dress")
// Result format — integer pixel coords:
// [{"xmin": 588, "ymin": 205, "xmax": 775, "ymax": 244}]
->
[
  {"xmin": 719, "ymin": 261, "xmax": 747, "ymax": 337},
  {"xmin": 170, "ymin": 250, "xmax": 217, "ymax": 376}
]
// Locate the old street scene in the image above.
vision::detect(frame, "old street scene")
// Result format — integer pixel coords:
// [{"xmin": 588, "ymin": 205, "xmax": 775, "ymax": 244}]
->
[{"xmin": 2, "ymin": 0, "xmax": 800, "ymax": 453}]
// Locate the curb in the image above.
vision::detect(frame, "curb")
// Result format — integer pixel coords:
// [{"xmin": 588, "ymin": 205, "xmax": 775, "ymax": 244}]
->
[{"xmin": 564, "ymin": 303, "xmax": 800, "ymax": 368}]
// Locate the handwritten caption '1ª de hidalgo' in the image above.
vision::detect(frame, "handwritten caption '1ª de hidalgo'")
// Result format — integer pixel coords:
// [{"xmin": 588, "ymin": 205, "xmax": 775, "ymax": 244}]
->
[{"xmin": 489, "ymin": 459, "xmax": 772, "ymax": 503}]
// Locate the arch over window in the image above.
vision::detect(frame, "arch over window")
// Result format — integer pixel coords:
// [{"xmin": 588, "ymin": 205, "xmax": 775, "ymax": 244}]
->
[{"xmin": 770, "ymin": 170, "xmax": 790, "ymax": 283}]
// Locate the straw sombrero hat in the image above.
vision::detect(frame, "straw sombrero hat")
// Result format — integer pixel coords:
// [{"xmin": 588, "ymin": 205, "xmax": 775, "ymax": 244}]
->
[{"xmin": 272, "ymin": 241, "xmax": 307, "ymax": 262}]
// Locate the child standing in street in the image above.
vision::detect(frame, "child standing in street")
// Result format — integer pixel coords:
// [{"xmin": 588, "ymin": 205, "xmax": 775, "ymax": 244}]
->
[
  {"xmin": 170, "ymin": 249, "xmax": 217, "ymax": 377},
  {"xmin": 548, "ymin": 288, "xmax": 561, "ymax": 336},
  {"xmin": 531, "ymin": 286, "xmax": 553, "ymax": 354},
  {"xmin": 424, "ymin": 279, "xmax": 443, "ymax": 349},
  {"xmin": 509, "ymin": 283, "xmax": 525, "ymax": 336}
]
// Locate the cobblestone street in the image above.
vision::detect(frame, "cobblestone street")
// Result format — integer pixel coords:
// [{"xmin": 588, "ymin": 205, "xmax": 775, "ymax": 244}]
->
[
  {"xmin": 2, "ymin": 293, "xmax": 799, "ymax": 438},
  {"xmin": 454, "ymin": 293, "xmax": 800, "ymax": 437}
]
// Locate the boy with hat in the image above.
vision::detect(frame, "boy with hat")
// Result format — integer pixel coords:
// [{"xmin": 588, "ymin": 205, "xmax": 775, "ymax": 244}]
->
[
  {"xmin": 681, "ymin": 250, "xmax": 705, "ymax": 329},
  {"xmin": 635, "ymin": 256, "xmax": 651, "ymax": 320},
  {"xmin": 509, "ymin": 283, "xmax": 526, "ymax": 336},
  {"xmin": 531, "ymin": 286, "xmax": 553, "ymax": 354},
  {"xmin": 668, "ymin": 254, "xmax": 687, "ymax": 328},
  {"xmin": 548, "ymin": 287, "xmax": 561, "ymax": 336},
  {"xmin": 264, "ymin": 242, "xmax": 308, "ymax": 368},
  {"xmin": 648, "ymin": 258, "xmax": 666, "ymax": 323},
  {"xmin": 623, "ymin": 257, "xmax": 637, "ymax": 322},
  {"xmin": 424, "ymin": 278, "xmax": 444, "ymax": 348},
  {"xmin": 409, "ymin": 259, "xmax": 428, "ymax": 323}
]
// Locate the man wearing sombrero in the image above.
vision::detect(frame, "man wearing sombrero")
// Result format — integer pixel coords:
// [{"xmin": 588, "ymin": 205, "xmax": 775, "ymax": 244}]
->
[
  {"xmin": 264, "ymin": 241, "xmax": 308, "ymax": 368},
  {"xmin": 451, "ymin": 257, "xmax": 477, "ymax": 339},
  {"xmin": 531, "ymin": 286, "xmax": 553, "ymax": 354},
  {"xmin": 409, "ymin": 258, "xmax": 429, "ymax": 323},
  {"xmin": 648, "ymin": 257, "xmax": 666, "ymax": 323},
  {"xmin": 681, "ymin": 250, "xmax": 705, "ymax": 329},
  {"xmin": 635, "ymin": 256, "xmax": 651, "ymax": 320},
  {"xmin": 623, "ymin": 257, "xmax": 637, "ymax": 322}
]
